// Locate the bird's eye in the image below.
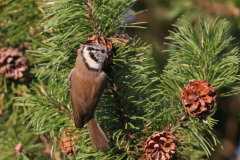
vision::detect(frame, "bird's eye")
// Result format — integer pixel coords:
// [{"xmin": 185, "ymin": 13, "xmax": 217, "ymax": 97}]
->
[{"xmin": 101, "ymin": 50, "xmax": 105, "ymax": 53}]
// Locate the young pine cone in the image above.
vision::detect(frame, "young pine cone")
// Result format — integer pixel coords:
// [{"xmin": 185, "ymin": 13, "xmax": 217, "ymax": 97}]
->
[
  {"xmin": 110, "ymin": 32, "xmax": 133, "ymax": 46},
  {"xmin": 84, "ymin": 35, "xmax": 113, "ymax": 69},
  {"xmin": 61, "ymin": 132, "xmax": 77, "ymax": 156},
  {"xmin": 0, "ymin": 47, "xmax": 28, "ymax": 80},
  {"xmin": 181, "ymin": 79, "xmax": 217, "ymax": 117},
  {"xmin": 143, "ymin": 131, "xmax": 178, "ymax": 160}
]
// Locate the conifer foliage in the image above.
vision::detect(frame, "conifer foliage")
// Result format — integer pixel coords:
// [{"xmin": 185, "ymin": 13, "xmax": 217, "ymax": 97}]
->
[
  {"xmin": 142, "ymin": 16, "xmax": 240, "ymax": 159},
  {"xmin": 17, "ymin": 0, "xmax": 153, "ymax": 159},
  {"xmin": 0, "ymin": 0, "xmax": 50, "ymax": 159},
  {"xmin": 0, "ymin": 0, "xmax": 41, "ymax": 47},
  {"xmin": 1, "ymin": 0, "xmax": 239, "ymax": 160}
]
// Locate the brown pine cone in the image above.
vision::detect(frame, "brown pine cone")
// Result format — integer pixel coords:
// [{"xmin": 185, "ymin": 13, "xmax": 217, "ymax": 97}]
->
[
  {"xmin": 110, "ymin": 32, "xmax": 133, "ymax": 46},
  {"xmin": 84, "ymin": 35, "xmax": 113, "ymax": 69},
  {"xmin": 0, "ymin": 47, "xmax": 28, "ymax": 80},
  {"xmin": 143, "ymin": 131, "xmax": 178, "ymax": 160},
  {"xmin": 61, "ymin": 132, "xmax": 77, "ymax": 156},
  {"xmin": 181, "ymin": 79, "xmax": 217, "ymax": 117},
  {"xmin": 84, "ymin": 35, "xmax": 112, "ymax": 51}
]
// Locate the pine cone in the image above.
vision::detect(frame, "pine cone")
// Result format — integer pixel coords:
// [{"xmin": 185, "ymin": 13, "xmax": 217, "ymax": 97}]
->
[
  {"xmin": 144, "ymin": 131, "xmax": 178, "ymax": 160},
  {"xmin": 14, "ymin": 143, "xmax": 22, "ymax": 155},
  {"xmin": 0, "ymin": 47, "xmax": 28, "ymax": 80},
  {"xmin": 61, "ymin": 132, "xmax": 77, "ymax": 156},
  {"xmin": 84, "ymin": 35, "xmax": 113, "ymax": 69},
  {"xmin": 181, "ymin": 79, "xmax": 217, "ymax": 117},
  {"xmin": 14, "ymin": 143, "xmax": 26, "ymax": 155},
  {"xmin": 84, "ymin": 35, "xmax": 112, "ymax": 51},
  {"xmin": 110, "ymin": 32, "xmax": 133, "ymax": 46}
]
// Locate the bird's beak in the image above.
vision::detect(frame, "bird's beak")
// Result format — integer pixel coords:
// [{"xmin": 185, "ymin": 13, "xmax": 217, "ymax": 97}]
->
[{"xmin": 107, "ymin": 51, "xmax": 114, "ymax": 54}]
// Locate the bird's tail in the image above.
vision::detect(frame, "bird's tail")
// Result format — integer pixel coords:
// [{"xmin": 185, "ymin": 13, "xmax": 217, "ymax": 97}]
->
[{"xmin": 87, "ymin": 118, "xmax": 110, "ymax": 151}]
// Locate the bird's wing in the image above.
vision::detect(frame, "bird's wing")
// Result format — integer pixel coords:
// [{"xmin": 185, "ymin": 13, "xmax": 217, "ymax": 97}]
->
[
  {"xmin": 84, "ymin": 72, "xmax": 107, "ymax": 122},
  {"xmin": 70, "ymin": 68, "xmax": 85, "ymax": 128},
  {"xmin": 68, "ymin": 68, "xmax": 75, "ymax": 78},
  {"xmin": 70, "ymin": 69, "xmax": 107, "ymax": 128}
]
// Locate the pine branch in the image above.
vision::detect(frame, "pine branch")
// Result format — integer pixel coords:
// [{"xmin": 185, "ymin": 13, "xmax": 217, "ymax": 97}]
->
[
  {"xmin": 0, "ymin": 124, "xmax": 45, "ymax": 160},
  {"xmin": 144, "ymin": 15, "xmax": 239, "ymax": 157},
  {"xmin": 84, "ymin": 0, "xmax": 101, "ymax": 35},
  {"xmin": 0, "ymin": 0, "xmax": 42, "ymax": 47},
  {"xmin": 164, "ymin": 16, "xmax": 240, "ymax": 90},
  {"xmin": 109, "ymin": 64, "xmax": 136, "ymax": 154}
]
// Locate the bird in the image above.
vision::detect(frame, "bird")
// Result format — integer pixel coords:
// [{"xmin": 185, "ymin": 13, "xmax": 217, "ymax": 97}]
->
[{"xmin": 70, "ymin": 43, "xmax": 112, "ymax": 151}]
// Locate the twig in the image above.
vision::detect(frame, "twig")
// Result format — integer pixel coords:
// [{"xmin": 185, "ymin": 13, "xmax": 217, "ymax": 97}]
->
[
  {"xmin": 85, "ymin": 0, "xmax": 101, "ymax": 36},
  {"xmin": 40, "ymin": 86, "xmax": 72, "ymax": 118},
  {"xmin": 143, "ymin": 124, "xmax": 150, "ymax": 136}
]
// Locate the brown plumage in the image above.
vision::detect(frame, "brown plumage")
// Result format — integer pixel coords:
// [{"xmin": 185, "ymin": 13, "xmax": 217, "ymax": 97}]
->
[{"xmin": 70, "ymin": 43, "xmax": 110, "ymax": 151}]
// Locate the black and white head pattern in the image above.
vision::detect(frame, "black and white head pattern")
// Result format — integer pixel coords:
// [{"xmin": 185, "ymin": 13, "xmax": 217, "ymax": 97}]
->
[{"xmin": 81, "ymin": 43, "xmax": 108, "ymax": 71}]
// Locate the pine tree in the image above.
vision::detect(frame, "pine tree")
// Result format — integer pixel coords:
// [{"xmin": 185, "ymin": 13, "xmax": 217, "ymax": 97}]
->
[
  {"xmin": 1, "ymin": 0, "xmax": 239, "ymax": 160},
  {"xmin": 0, "ymin": 0, "xmax": 52, "ymax": 159},
  {"xmin": 141, "ymin": 15, "xmax": 240, "ymax": 159},
  {"xmin": 16, "ymin": 0, "xmax": 154, "ymax": 159},
  {"xmin": 133, "ymin": 1, "xmax": 240, "ymax": 159}
]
